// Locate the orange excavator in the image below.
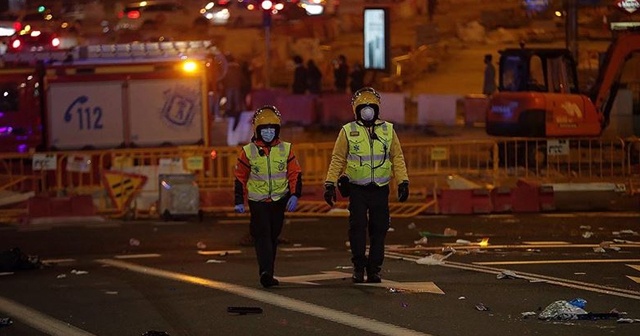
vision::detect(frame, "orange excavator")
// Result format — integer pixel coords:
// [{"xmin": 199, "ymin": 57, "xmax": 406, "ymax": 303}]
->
[{"xmin": 486, "ymin": 30, "xmax": 640, "ymax": 138}]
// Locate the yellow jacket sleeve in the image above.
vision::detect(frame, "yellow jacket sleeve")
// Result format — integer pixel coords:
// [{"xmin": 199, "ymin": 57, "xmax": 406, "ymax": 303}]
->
[
  {"xmin": 325, "ymin": 128, "xmax": 348, "ymax": 184},
  {"xmin": 390, "ymin": 128, "xmax": 409, "ymax": 183}
]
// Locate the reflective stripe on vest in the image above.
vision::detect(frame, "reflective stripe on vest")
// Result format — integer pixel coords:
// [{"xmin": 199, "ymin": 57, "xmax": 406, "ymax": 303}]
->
[
  {"xmin": 243, "ymin": 142, "xmax": 291, "ymax": 201},
  {"xmin": 343, "ymin": 121, "xmax": 393, "ymax": 186}
]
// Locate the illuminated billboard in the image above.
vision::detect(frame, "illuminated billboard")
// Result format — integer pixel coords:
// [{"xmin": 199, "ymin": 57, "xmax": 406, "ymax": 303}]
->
[{"xmin": 363, "ymin": 7, "xmax": 390, "ymax": 72}]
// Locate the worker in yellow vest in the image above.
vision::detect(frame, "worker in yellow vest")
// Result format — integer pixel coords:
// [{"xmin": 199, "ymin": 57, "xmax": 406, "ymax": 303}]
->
[
  {"xmin": 324, "ymin": 87, "xmax": 409, "ymax": 283},
  {"xmin": 234, "ymin": 105, "xmax": 303, "ymax": 288}
]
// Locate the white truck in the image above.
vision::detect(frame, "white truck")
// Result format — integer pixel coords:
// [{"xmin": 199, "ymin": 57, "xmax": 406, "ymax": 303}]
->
[{"xmin": 0, "ymin": 40, "xmax": 224, "ymax": 152}]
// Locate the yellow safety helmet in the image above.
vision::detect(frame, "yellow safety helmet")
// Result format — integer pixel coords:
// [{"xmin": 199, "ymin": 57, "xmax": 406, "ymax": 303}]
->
[
  {"xmin": 352, "ymin": 87, "xmax": 380, "ymax": 112},
  {"xmin": 351, "ymin": 87, "xmax": 381, "ymax": 123},
  {"xmin": 252, "ymin": 105, "xmax": 282, "ymax": 135}
]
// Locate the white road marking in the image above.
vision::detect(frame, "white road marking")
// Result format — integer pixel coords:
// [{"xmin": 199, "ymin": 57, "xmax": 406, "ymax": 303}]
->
[
  {"xmin": 279, "ymin": 247, "xmax": 326, "ymax": 252},
  {"xmin": 96, "ymin": 259, "xmax": 431, "ymax": 336},
  {"xmin": 0, "ymin": 272, "xmax": 14, "ymax": 276},
  {"xmin": 627, "ymin": 264, "xmax": 640, "ymax": 272},
  {"xmin": 627, "ymin": 276, "xmax": 640, "ymax": 284},
  {"xmin": 359, "ymin": 281, "xmax": 444, "ymax": 294},
  {"xmin": 0, "ymin": 295, "xmax": 95, "ymax": 336},
  {"xmin": 386, "ymin": 252, "xmax": 640, "ymax": 300},
  {"xmin": 197, "ymin": 250, "xmax": 242, "ymax": 256},
  {"xmin": 627, "ymin": 265, "xmax": 640, "ymax": 284},
  {"xmin": 278, "ymin": 271, "xmax": 352, "ymax": 285},
  {"xmin": 114, "ymin": 254, "xmax": 161, "ymax": 259},
  {"xmin": 475, "ymin": 259, "xmax": 640, "ymax": 266},
  {"xmin": 387, "ymin": 242, "xmax": 640, "ymax": 252},
  {"xmin": 275, "ymin": 271, "xmax": 445, "ymax": 294},
  {"xmin": 386, "ymin": 244, "xmax": 409, "ymax": 250}
]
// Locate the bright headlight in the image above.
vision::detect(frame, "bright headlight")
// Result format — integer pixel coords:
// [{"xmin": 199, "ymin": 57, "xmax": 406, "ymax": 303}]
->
[{"xmin": 182, "ymin": 60, "xmax": 198, "ymax": 72}]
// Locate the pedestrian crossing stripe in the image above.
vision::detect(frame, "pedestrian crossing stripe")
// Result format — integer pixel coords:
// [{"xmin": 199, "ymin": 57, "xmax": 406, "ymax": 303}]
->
[
  {"xmin": 102, "ymin": 170, "xmax": 147, "ymax": 211},
  {"xmin": 627, "ymin": 264, "xmax": 640, "ymax": 284}
]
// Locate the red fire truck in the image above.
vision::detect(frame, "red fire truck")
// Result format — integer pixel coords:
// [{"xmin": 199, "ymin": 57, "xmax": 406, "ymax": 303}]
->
[{"xmin": 0, "ymin": 40, "xmax": 223, "ymax": 153}]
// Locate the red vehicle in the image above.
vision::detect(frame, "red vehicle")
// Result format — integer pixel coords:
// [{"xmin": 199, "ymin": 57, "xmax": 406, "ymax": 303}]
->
[
  {"xmin": 0, "ymin": 41, "xmax": 222, "ymax": 153},
  {"xmin": 7, "ymin": 30, "xmax": 61, "ymax": 52},
  {"xmin": 486, "ymin": 30, "xmax": 640, "ymax": 138},
  {"xmin": 485, "ymin": 30, "xmax": 640, "ymax": 166}
]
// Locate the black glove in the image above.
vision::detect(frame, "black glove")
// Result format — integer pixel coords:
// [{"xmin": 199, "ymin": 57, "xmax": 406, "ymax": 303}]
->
[
  {"xmin": 337, "ymin": 175, "xmax": 350, "ymax": 197},
  {"xmin": 398, "ymin": 181, "xmax": 409, "ymax": 202},
  {"xmin": 324, "ymin": 183, "xmax": 337, "ymax": 206}
]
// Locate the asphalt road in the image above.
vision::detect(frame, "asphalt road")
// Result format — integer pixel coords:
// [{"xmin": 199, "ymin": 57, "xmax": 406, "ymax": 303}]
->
[{"xmin": 1, "ymin": 213, "xmax": 640, "ymax": 336}]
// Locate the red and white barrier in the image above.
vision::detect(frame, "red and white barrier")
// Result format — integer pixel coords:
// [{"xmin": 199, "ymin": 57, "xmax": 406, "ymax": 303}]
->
[
  {"xmin": 379, "ymin": 92, "xmax": 406, "ymax": 125},
  {"xmin": 429, "ymin": 179, "xmax": 557, "ymax": 215},
  {"xmin": 25, "ymin": 195, "xmax": 97, "ymax": 223},
  {"xmin": 463, "ymin": 94, "xmax": 489, "ymax": 127},
  {"xmin": 276, "ymin": 94, "xmax": 318, "ymax": 126},
  {"xmin": 438, "ymin": 188, "xmax": 492, "ymax": 215},
  {"xmin": 318, "ymin": 93, "xmax": 352, "ymax": 126},
  {"xmin": 490, "ymin": 186, "xmax": 513, "ymax": 213},
  {"xmin": 250, "ymin": 89, "xmax": 287, "ymax": 109},
  {"xmin": 415, "ymin": 94, "xmax": 462, "ymax": 126}
]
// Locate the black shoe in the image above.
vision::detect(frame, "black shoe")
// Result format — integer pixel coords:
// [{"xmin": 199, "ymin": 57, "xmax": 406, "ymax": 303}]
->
[
  {"xmin": 260, "ymin": 272, "xmax": 279, "ymax": 288},
  {"xmin": 366, "ymin": 273, "xmax": 382, "ymax": 283},
  {"xmin": 352, "ymin": 270, "xmax": 365, "ymax": 283}
]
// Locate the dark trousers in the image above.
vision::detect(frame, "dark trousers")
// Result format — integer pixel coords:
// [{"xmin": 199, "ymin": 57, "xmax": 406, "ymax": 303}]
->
[
  {"xmin": 249, "ymin": 198, "xmax": 286, "ymax": 276},
  {"xmin": 348, "ymin": 184, "xmax": 390, "ymax": 274}
]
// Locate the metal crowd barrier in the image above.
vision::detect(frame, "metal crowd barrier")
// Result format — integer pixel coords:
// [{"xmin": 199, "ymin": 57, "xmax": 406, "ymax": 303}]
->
[
  {"xmin": 627, "ymin": 137, "xmax": 640, "ymax": 194},
  {"xmin": 0, "ymin": 137, "xmax": 635, "ymax": 222},
  {"xmin": 493, "ymin": 137, "xmax": 629, "ymax": 183}
]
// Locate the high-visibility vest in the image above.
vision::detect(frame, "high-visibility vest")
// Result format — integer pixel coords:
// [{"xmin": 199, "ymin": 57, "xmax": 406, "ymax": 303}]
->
[
  {"xmin": 343, "ymin": 121, "xmax": 393, "ymax": 186},
  {"xmin": 243, "ymin": 142, "xmax": 291, "ymax": 201}
]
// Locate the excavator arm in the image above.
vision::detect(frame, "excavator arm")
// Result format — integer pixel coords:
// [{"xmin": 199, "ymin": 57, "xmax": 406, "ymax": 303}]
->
[{"xmin": 591, "ymin": 32, "xmax": 640, "ymax": 130}]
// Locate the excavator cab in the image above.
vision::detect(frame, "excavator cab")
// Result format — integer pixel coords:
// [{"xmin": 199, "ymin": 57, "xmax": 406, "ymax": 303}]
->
[
  {"xmin": 487, "ymin": 47, "xmax": 602, "ymax": 138},
  {"xmin": 487, "ymin": 48, "xmax": 602, "ymax": 167},
  {"xmin": 498, "ymin": 48, "xmax": 579, "ymax": 94},
  {"xmin": 487, "ymin": 30, "xmax": 640, "ymax": 168}
]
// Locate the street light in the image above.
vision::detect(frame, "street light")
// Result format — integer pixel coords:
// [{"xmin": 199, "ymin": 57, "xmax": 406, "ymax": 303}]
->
[{"xmin": 261, "ymin": 0, "xmax": 273, "ymax": 88}]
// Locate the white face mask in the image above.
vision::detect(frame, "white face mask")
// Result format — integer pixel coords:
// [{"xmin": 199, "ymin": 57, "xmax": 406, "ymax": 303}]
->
[
  {"xmin": 260, "ymin": 127, "xmax": 276, "ymax": 143},
  {"xmin": 360, "ymin": 106, "xmax": 375, "ymax": 121}
]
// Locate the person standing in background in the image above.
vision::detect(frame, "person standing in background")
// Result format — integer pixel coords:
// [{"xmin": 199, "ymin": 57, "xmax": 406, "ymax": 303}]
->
[
  {"xmin": 427, "ymin": 0, "xmax": 438, "ymax": 22},
  {"xmin": 223, "ymin": 53, "xmax": 245, "ymax": 130},
  {"xmin": 240, "ymin": 59, "xmax": 252, "ymax": 110},
  {"xmin": 333, "ymin": 54, "xmax": 349, "ymax": 93},
  {"xmin": 349, "ymin": 62, "xmax": 365, "ymax": 94},
  {"xmin": 292, "ymin": 55, "xmax": 308, "ymax": 94},
  {"xmin": 307, "ymin": 59, "xmax": 323, "ymax": 94},
  {"xmin": 483, "ymin": 54, "xmax": 497, "ymax": 96}
]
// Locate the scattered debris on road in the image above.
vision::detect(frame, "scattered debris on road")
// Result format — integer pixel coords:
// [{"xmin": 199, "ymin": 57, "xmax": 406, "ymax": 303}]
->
[
  {"xmin": 227, "ymin": 306, "xmax": 263, "ymax": 315},
  {"xmin": 0, "ymin": 317, "xmax": 13, "ymax": 328}
]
